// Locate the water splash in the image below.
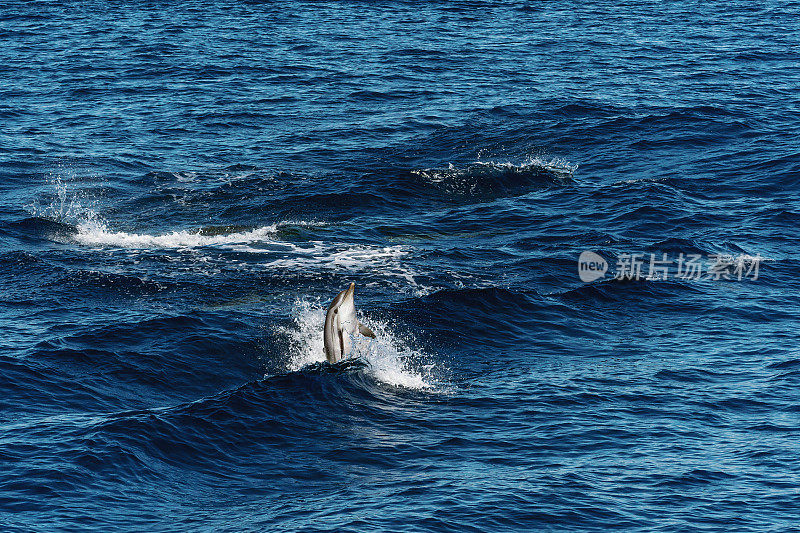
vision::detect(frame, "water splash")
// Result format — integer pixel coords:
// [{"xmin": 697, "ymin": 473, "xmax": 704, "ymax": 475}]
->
[
  {"xmin": 26, "ymin": 175, "xmax": 101, "ymax": 225},
  {"xmin": 283, "ymin": 299, "xmax": 440, "ymax": 390}
]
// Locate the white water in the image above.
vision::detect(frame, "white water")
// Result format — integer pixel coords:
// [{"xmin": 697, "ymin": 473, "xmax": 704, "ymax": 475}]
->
[
  {"xmin": 283, "ymin": 299, "xmax": 439, "ymax": 390},
  {"xmin": 73, "ymin": 219, "xmax": 280, "ymax": 249}
]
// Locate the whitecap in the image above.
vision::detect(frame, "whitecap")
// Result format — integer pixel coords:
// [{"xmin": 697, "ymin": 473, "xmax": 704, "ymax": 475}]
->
[{"xmin": 73, "ymin": 220, "xmax": 279, "ymax": 250}]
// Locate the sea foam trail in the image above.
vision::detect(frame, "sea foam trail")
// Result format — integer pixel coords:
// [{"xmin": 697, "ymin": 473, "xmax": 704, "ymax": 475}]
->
[
  {"xmin": 73, "ymin": 220, "xmax": 280, "ymax": 249},
  {"xmin": 283, "ymin": 300, "xmax": 438, "ymax": 390},
  {"xmin": 267, "ymin": 242, "xmax": 412, "ymax": 275},
  {"xmin": 72, "ymin": 220, "xmax": 419, "ymax": 281}
]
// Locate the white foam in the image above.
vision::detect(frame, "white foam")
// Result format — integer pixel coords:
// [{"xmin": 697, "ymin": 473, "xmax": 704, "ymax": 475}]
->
[
  {"xmin": 283, "ymin": 299, "xmax": 438, "ymax": 390},
  {"xmin": 267, "ymin": 241, "xmax": 411, "ymax": 271},
  {"xmin": 69, "ymin": 218, "xmax": 423, "ymax": 287},
  {"xmin": 73, "ymin": 219, "xmax": 279, "ymax": 249},
  {"xmin": 29, "ymin": 175, "xmax": 421, "ymax": 282}
]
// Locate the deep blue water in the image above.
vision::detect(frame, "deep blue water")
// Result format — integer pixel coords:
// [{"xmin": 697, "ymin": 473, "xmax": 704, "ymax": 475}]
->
[{"xmin": 2, "ymin": 1, "xmax": 800, "ymax": 531}]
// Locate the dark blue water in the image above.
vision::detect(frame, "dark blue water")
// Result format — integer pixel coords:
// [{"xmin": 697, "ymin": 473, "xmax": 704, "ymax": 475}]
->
[{"xmin": 2, "ymin": 1, "xmax": 800, "ymax": 530}]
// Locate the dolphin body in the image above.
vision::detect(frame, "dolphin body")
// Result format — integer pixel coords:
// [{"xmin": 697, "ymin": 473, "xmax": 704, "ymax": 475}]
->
[{"xmin": 324, "ymin": 282, "xmax": 375, "ymax": 363}]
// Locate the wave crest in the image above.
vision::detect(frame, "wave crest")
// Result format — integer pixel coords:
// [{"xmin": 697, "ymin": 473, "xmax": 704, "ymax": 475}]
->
[
  {"xmin": 72, "ymin": 220, "xmax": 280, "ymax": 249},
  {"xmin": 412, "ymin": 157, "xmax": 577, "ymax": 196}
]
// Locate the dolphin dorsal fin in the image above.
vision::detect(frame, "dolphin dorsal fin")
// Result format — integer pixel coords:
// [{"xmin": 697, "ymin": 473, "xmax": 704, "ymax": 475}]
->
[{"xmin": 358, "ymin": 322, "xmax": 376, "ymax": 339}]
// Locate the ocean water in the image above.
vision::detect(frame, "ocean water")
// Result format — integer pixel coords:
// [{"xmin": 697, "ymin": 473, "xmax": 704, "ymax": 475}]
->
[{"xmin": 2, "ymin": 1, "xmax": 799, "ymax": 531}]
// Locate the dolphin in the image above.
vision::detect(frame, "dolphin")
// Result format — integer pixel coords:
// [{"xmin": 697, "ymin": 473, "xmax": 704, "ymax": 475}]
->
[{"xmin": 324, "ymin": 282, "xmax": 375, "ymax": 363}]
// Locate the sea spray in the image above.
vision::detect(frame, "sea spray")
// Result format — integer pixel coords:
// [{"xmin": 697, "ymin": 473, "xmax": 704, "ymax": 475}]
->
[{"xmin": 283, "ymin": 299, "xmax": 441, "ymax": 390}]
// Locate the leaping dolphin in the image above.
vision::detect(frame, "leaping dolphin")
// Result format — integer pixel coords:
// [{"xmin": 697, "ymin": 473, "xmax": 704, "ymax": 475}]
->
[{"xmin": 324, "ymin": 282, "xmax": 375, "ymax": 363}]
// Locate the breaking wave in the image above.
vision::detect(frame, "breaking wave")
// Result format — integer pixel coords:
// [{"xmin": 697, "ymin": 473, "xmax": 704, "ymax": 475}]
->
[{"xmin": 72, "ymin": 220, "xmax": 281, "ymax": 249}]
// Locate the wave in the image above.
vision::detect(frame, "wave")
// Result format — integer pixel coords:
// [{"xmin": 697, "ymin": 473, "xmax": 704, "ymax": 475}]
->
[
  {"xmin": 20, "ymin": 176, "xmax": 316, "ymax": 251},
  {"xmin": 14, "ymin": 216, "xmax": 418, "ymax": 287},
  {"xmin": 412, "ymin": 157, "xmax": 576, "ymax": 196},
  {"xmin": 5, "ymin": 216, "xmax": 77, "ymax": 243},
  {"xmin": 557, "ymin": 276, "xmax": 705, "ymax": 304},
  {"xmin": 413, "ymin": 286, "xmax": 541, "ymax": 314},
  {"xmin": 72, "ymin": 219, "xmax": 281, "ymax": 249},
  {"xmin": 74, "ymin": 221, "xmax": 416, "ymax": 282},
  {"xmin": 395, "ymin": 286, "xmax": 561, "ymax": 349}
]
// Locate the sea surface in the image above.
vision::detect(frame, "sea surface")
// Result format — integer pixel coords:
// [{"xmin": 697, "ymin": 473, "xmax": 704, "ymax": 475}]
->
[{"xmin": 2, "ymin": 1, "xmax": 799, "ymax": 531}]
